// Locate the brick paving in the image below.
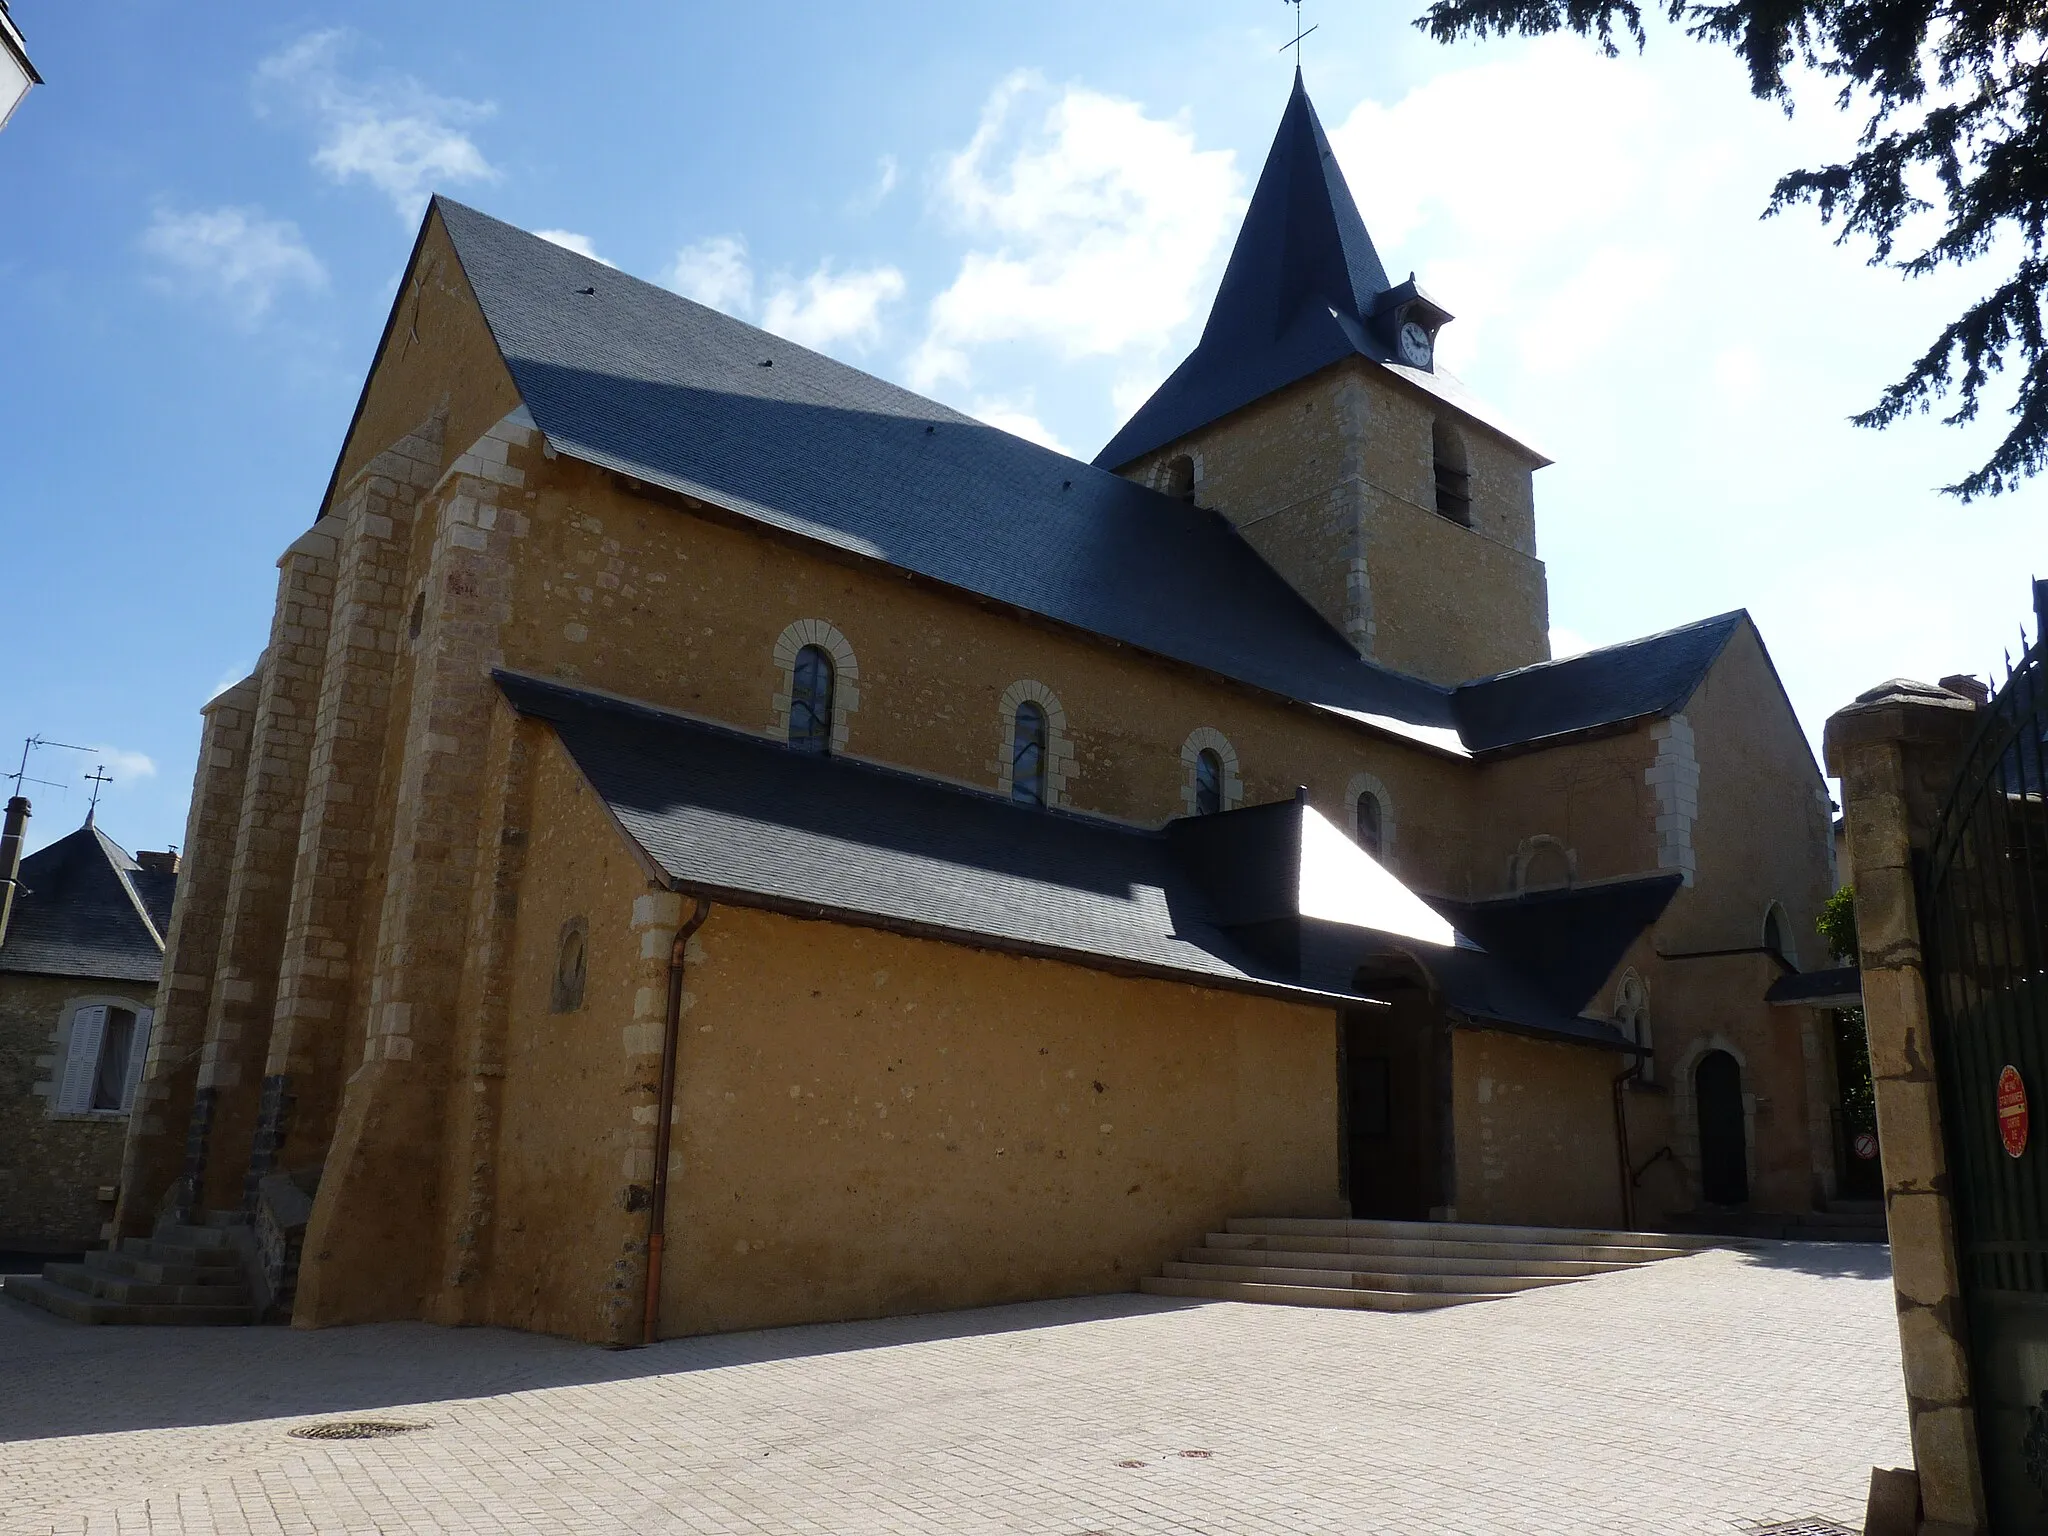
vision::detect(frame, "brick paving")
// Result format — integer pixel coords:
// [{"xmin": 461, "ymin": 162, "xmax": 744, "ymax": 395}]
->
[{"xmin": 0, "ymin": 1242, "xmax": 1908, "ymax": 1535}]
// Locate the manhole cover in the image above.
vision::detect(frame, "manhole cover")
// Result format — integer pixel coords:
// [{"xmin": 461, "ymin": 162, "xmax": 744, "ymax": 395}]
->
[
  {"xmin": 1739, "ymin": 1521, "xmax": 1856, "ymax": 1536},
  {"xmin": 287, "ymin": 1419, "xmax": 429, "ymax": 1441}
]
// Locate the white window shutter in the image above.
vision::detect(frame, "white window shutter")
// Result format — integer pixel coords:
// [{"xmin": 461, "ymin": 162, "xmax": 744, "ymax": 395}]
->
[
  {"xmin": 120, "ymin": 1006, "xmax": 154, "ymax": 1112},
  {"xmin": 56, "ymin": 1005, "xmax": 108, "ymax": 1113}
]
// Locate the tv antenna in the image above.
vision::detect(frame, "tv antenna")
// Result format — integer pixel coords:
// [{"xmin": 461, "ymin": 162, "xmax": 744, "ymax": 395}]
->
[
  {"xmin": 1279, "ymin": 0, "xmax": 1316, "ymax": 66},
  {"xmin": 7, "ymin": 735, "xmax": 89, "ymax": 798}
]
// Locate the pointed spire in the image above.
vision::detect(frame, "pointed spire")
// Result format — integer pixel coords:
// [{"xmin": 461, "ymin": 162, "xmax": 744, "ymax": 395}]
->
[
  {"xmin": 1096, "ymin": 74, "xmax": 1443, "ymax": 469},
  {"xmin": 1200, "ymin": 70, "xmax": 1390, "ymax": 352}
]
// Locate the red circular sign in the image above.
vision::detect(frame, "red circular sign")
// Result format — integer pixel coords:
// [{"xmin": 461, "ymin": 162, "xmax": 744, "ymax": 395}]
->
[
  {"xmin": 1852, "ymin": 1131, "xmax": 1879, "ymax": 1161},
  {"xmin": 1998, "ymin": 1066, "xmax": 2030, "ymax": 1159}
]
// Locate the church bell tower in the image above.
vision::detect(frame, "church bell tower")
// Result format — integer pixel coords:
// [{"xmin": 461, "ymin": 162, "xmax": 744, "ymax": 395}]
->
[{"xmin": 1095, "ymin": 73, "xmax": 1551, "ymax": 687}]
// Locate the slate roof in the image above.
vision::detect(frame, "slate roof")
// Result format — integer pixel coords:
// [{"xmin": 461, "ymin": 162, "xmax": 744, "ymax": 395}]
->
[
  {"xmin": 417, "ymin": 197, "xmax": 1745, "ymax": 758},
  {"xmin": 1453, "ymin": 613, "xmax": 1749, "ymax": 755},
  {"xmin": 1096, "ymin": 72, "xmax": 1542, "ymax": 471},
  {"xmin": 0, "ymin": 822, "xmax": 169, "ymax": 984},
  {"xmin": 433, "ymin": 195, "xmax": 1450, "ymax": 735},
  {"xmin": 1765, "ymin": 966, "xmax": 1862, "ymax": 1007},
  {"xmin": 1435, "ymin": 876, "xmax": 1683, "ymax": 1018},
  {"xmin": 497, "ymin": 670, "xmax": 1645, "ymax": 1052}
]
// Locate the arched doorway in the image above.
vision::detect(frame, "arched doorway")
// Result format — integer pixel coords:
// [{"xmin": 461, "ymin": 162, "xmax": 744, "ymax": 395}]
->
[
  {"xmin": 1343, "ymin": 953, "xmax": 1450, "ymax": 1221},
  {"xmin": 1695, "ymin": 1050, "xmax": 1748, "ymax": 1205}
]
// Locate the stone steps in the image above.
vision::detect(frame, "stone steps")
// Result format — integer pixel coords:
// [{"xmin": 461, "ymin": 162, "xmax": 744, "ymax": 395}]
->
[
  {"xmin": 1141, "ymin": 1276, "xmax": 1482, "ymax": 1311},
  {"xmin": 1142, "ymin": 1217, "xmax": 1707, "ymax": 1314},
  {"xmin": 2, "ymin": 1213, "xmax": 257, "ymax": 1326},
  {"xmin": 1185, "ymin": 1244, "xmax": 1656, "ymax": 1278}
]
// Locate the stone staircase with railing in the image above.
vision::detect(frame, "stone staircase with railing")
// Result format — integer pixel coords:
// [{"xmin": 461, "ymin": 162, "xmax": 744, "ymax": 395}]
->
[
  {"xmin": 1140, "ymin": 1216, "xmax": 1712, "ymax": 1312},
  {"xmin": 2, "ymin": 1213, "xmax": 257, "ymax": 1325}
]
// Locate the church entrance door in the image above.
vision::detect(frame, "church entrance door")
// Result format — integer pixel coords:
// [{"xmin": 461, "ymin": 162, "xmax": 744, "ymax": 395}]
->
[
  {"xmin": 1696, "ymin": 1050, "xmax": 1748, "ymax": 1205},
  {"xmin": 1343, "ymin": 978, "xmax": 1447, "ymax": 1221}
]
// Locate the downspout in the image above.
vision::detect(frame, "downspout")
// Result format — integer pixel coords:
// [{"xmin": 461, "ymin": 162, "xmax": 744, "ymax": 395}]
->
[
  {"xmin": 1612, "ymin": 1058, "xmax": 1642, "ymax": 1230},
  {"xmin": 0, "ymin": 796, "xmax": 29, "ymax": 951},
  {"xmin": 643, "ymin": 894, "xmax": 712, "ymax": 1347}
]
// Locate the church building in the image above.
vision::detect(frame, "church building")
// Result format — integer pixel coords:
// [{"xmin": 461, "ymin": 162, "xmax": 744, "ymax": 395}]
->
[{"xmin": 89, "ymin": 77, "xmax": 1839, "ymax": 1342}]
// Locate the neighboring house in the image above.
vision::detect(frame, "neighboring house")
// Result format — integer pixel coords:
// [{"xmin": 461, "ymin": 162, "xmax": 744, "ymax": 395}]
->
[
  {"xmin": 83, "ymin": 74, "xmax": 1842, "ymax": 1343},
  {"xmin": 0, "ymin": 800, "xmax": 175, "ymax": 1254}
]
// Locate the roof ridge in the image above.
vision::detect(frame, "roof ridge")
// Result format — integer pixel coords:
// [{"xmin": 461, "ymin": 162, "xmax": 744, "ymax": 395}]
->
[{"xmin": 1456, "ymin": 610, "xmax": 1748, "ymax": 690}]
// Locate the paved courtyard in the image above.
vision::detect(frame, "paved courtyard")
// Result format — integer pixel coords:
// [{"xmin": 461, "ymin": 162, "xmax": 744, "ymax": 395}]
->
[{"xmin": 1, "ymin": 1241, "xmax": 1909, "ymax": 1535}]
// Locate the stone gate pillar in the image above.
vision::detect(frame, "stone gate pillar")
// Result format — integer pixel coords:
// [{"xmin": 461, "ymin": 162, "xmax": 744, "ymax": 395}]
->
[{"xmin": 1824, "ymin": 679, "xmax": 1987, "ymax": 1535}]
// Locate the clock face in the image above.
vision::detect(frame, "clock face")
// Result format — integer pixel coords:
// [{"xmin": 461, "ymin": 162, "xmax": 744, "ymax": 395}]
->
[{"xmin": 1399, "ymin": 319, "xmax": 1434, "ymax": 368}]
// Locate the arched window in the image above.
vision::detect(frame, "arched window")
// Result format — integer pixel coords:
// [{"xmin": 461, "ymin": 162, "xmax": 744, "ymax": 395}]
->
[
  {"xmin": 1011, "ymin": 700, "xmax": 1048, "ymax": 806},
  {"xmin": 788, "ymin": 644, "xmax": 834, "ymax": 753},
  {"xmin": 551, "ymin": 918, "xmax": 588, "ymax": 1014},
  {"xmin": 1615, "ymin": 971, "xmax": 1652, "ymax": 1084},
  {"xmin": 1432, "ymin": 419, "xmax": 1471, "ymax": 526},
  {"xmin": 1356, "ymin": 791, "xmax": 1384, "ymax": 857},
  {"xmin": 1763, "ymin": 903, "xmax": 1795, "ymax": 967},
  {"xmin": 1194, "ymin": 748, "xmax": 1224, "ymax": 815},
  {"xmin": 1514, "ymin": 835, "xmax": 1575, "ymax": 892},
  {"xmin": 1181, "ymin": 728, "xmax": 1241, "ymax": 815},
  {"xmin": 1162, "ymin": 454, "xmax": 1196, "ymax": 504}
]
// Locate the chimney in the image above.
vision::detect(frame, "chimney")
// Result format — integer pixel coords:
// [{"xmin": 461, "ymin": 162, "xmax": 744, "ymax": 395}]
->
[
  {"xmin": 135, "ymin": 849, "xmax": 180, "ymax": 876},
  {"xmin": 0, "ymin": 795, "xmax": 29, "ymax": 951},
  {"xmin": 1939, "ymin": 674, "xmax": 1990, "ymax": 708}
]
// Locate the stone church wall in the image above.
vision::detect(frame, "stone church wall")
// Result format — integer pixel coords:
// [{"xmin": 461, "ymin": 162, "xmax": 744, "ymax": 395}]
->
[{"xmin": 1117, "ymin": 362, "xmax": 1549, "ymax": 686}]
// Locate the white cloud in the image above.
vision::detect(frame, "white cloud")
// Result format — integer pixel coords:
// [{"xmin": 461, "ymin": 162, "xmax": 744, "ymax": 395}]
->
[
  {"xmin": 256, "ymin": 30, "xmax": 497, "ymax": 221},
  {"xmin": 669, "ymin": 234, "xmax": 904, "ymax": 354},
  {"xmin": 666, "ymin": 235, "xmax": 755, "ymax": 314},
  {"xmin": 141, "ymin": 205, "xmax": 327, "ymax": 321},
  {"xmin": 1548, "ymin": 627, "xmax": 1594, "ymax": 659},
  {"xmin": 535, "ymin": 229, "xmax": 614, "ymax": 267},
  {"xmin": 851, "ymin": 154, "xmax": 900, "ymax": 213},
  {"xmin": 84, "ymin": 748, "xmax": 157, "ymax": 788},
  {"xmin": 1326, "ymin": 40, "xmax": 1670, "ymax": 371},
  {"xmin": 761, "ymin": 263, "xmax": 906, "ymax": 352},
  {"xmin": 909, "ymin": 72, "xmax": 1242, "ymax": 392},
  {"xmin": 971, "ymin": 398, "xmax": 1074, "ymax": 456}
]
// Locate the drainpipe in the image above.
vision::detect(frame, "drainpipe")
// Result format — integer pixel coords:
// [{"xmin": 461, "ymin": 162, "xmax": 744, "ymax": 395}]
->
[
  {"xmin": 1612, "ymin": 1059, "xmax": 1642, "ymax": 1230},
  {"xmin": 643, "ymin": 894, "xmax": 712, "ymax": 1347},
  {"xmin": 0, "ymin": 796, "xmax": 29, "ymax": 951}
]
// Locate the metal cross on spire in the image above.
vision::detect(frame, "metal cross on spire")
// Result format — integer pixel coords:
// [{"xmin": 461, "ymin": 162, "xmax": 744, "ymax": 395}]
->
[
  {"xmin": 83, "ymin": 765, "xmax": 112, "ymax": 823},
  {"xmin": 1279, "ymin": 0, "xmax": 1317, "ymax": 68}
]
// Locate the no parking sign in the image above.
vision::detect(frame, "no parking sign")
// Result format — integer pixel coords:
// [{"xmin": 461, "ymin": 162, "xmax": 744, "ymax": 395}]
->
[{"xmin": 1999, "ymin": 1065, "xmax": 2030, "ymax": 1159}]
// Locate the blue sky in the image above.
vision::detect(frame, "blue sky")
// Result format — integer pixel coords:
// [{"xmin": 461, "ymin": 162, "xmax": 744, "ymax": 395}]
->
[{"xmin": 0, "ymin": 2, "xmax": 2039, "ymax": 856}]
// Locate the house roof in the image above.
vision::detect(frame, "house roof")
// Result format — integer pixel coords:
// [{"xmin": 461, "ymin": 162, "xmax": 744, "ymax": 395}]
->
[
  {"xmin": 496, "ymin": 670, "xmax": 1644, "ymax": 1053},
  {"xmin": 0, "ymin": 821, "xmax": 169, "ymax": 984},
  {"xmin": 1095, "ymin": 72, "xmax": 1542, "ymax": 471}
]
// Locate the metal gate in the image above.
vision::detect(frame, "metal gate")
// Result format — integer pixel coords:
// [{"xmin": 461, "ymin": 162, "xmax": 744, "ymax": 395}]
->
[{"xmin": 1922, "ymin": 607, "xmax": 2048, "ymax": 1530}]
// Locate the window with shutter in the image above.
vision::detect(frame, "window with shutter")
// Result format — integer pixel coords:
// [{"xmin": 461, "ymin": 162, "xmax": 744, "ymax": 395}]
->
[
  {"xmin": 119, "ymin": 1007, "xmax": 153, "ymax": 1112},
  {"xmin": 55, "ymin": 1004, "xmax": 108, "ymax": 1113}
]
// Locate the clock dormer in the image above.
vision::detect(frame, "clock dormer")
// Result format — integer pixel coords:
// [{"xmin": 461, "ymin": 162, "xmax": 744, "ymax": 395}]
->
[
  {"xmin": 1370, "ymin": 277, "xmax": 1453, "ymax": 372},
  {"xmin": 1096, "ymin": 71, "xmax": 1551, "ymax": 686}
]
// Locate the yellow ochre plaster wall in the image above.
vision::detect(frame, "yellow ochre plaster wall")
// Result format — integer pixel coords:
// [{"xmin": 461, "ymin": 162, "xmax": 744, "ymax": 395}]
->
[
  {"xmin": 653, "ymin": 904, "xmax": 1343, "ymax": 1339},
  {"xmin": 1451, "ymin": 1029, "xmax": 1624, "ymax": 1230}
]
